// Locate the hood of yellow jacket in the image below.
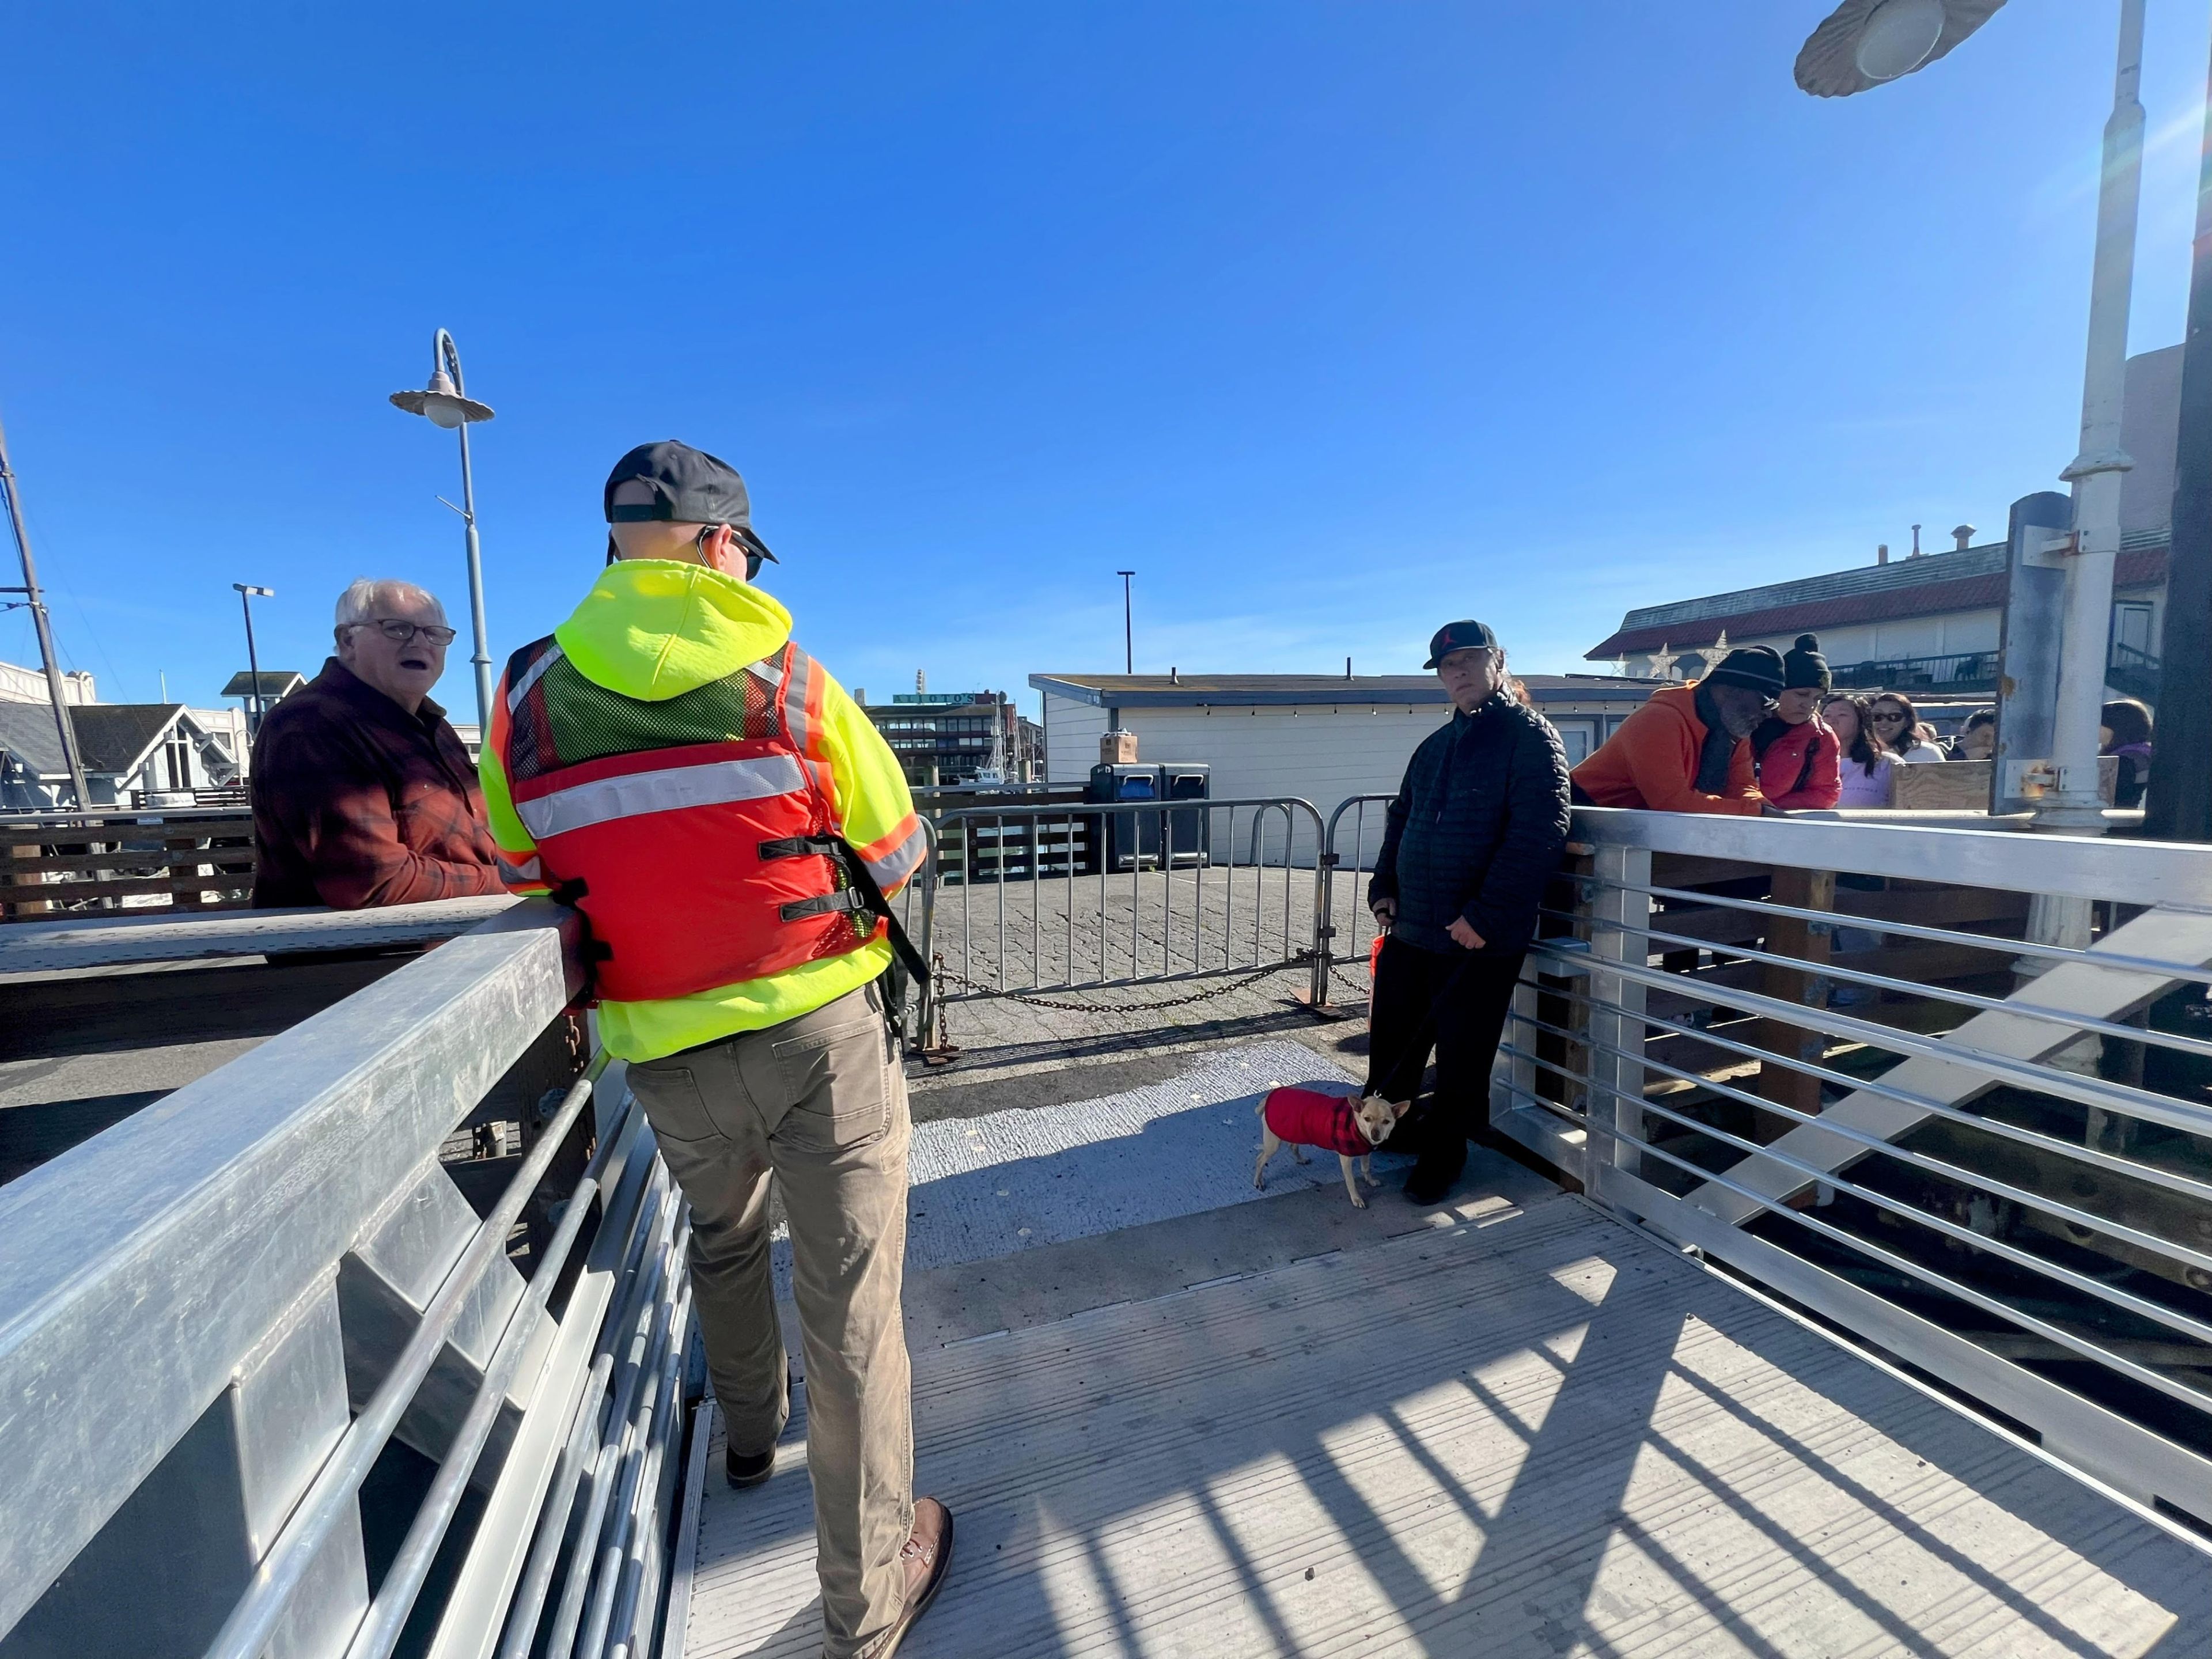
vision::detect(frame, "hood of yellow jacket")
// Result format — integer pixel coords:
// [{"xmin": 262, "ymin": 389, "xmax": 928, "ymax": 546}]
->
[{"xmin": 552, "ymin": 559, "xmax": 793, "ymax": 701}]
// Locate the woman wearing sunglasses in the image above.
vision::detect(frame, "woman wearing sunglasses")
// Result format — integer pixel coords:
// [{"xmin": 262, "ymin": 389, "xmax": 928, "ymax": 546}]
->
[
  {"xmin": 1821, "ymin": 693, "xmax": 1895, "ymax": 808},
  {"xmin": 1867, "ymin": 693, "xmax": 1943, "ymax": 765}
]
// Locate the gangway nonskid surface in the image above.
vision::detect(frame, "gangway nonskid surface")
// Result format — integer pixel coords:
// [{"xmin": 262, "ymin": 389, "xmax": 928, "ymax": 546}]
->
[{"xmin": 675, "ymin": 1049, "xmax": 2211, "ymax": 1658}]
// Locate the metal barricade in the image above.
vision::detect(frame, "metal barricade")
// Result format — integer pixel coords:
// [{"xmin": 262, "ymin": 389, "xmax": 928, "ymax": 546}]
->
[
  {"xmin": 922, "ymin": 797, "xmax": 1328, "ymax": 1009},
  {"xmin": 0, "ymin": 900, "xmax": 695, "ymax": 1659},
  {"xmin": 1493, "ymin": 806, "xmax": 2212, "ymax": 1526},
  {"xmin": 1316, "ymin": 793, "xmax": 1397, "ymax": 1007}
]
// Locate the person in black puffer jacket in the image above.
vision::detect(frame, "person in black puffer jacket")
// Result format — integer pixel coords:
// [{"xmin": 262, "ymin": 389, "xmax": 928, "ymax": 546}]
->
[{"xmin": 1366, "ymin": 620, "xmax": 1571, "ymax": 1202}]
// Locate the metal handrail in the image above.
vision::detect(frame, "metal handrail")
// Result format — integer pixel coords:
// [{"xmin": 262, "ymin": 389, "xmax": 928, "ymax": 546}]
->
[
  {"xmin": 1569, "ymin": 803, "xmax": 2212, "ymax": 907},
  {"xmin": 209, "ymin": 1062, "xmax": 609, "ymax": 1659},
  {"xmin": 1495, "ymin": 805, "xmax": 2212, "ymax": 1521},
  {"xmin": 1532, "ymin": 923, "xmax": 2212, "ymax": 1137},
  {"xmin": 1540, "ymin": 902, "xmax": 2212, "ymax": 1066},
  {"xmin": 1609, "ymin": 876, "xmax": 2212, "ymax": 987},
  {"xmin": 1527, "ymin": 970, "xmax": 2212, "ymax": 1207},
  {"xmin": 0, "ymin": 902, "xmax": 585, "ymax": 1638},
  {"xmin": 1505, "ymin": 1001, "xmax": 2212, "ymax": 1282}
]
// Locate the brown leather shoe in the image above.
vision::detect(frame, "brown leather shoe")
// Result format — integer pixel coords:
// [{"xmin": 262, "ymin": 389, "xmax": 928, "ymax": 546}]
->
[{"xmin": 855, "ymin": 1497, "xmax": 953, "ymax": 1659}]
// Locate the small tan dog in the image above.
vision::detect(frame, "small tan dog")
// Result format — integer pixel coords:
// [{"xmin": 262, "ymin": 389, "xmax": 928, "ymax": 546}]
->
[{"xmin": 1253, "ymin": 1086, "xmax": 1410, "ymax": 1210}]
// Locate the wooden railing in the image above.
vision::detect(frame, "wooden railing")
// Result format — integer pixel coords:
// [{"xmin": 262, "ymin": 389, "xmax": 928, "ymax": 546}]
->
[{"xmin": 1, "ymin": 809, "xmax": 256, "ymax": 920}]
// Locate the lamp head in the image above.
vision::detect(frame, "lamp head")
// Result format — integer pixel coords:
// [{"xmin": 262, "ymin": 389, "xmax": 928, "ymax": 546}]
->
[
  {"xmin": 389, "ymin": 366, "xmax": 494, "ymax": 429},
  {"xmin": 1795, "ymin": 0, "xmax": 2006, "ymax": 98}
]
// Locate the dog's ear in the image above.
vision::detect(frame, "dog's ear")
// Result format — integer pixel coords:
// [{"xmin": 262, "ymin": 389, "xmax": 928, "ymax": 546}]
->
[{"xmin": 1389, "ymin": 1098, "xmax": 1412, "ymax": 1119}]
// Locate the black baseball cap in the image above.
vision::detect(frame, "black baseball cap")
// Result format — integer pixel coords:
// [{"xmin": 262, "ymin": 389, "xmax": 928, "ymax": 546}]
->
[
  {"xmin": 1423, "ymin": 619, "xmax": 1499, "ymax": 669},
  {"xmin": 603, "ymin": 441, "xmax": 779, "ymax": 567}
]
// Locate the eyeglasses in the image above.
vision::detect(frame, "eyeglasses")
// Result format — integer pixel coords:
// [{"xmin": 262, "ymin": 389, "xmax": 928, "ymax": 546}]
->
[
  {"xmin": 358, "ymin": 618, "xmax": 458, "ymax": 646},
  {"xmin": 1871, "ymin": 710, "xmax": 1908, "ymax": 723}
]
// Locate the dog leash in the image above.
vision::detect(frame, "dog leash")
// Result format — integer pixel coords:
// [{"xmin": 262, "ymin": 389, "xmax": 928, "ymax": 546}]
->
[{"xmin": 1362, "ymin": 937, "xmax": 1487, "ymax": 1101}]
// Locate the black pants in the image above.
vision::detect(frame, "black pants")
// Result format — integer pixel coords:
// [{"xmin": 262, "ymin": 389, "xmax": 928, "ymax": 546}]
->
[{"xmin": 1365, "ymin": 935, "xmax": 1527, "ymax": 1147}]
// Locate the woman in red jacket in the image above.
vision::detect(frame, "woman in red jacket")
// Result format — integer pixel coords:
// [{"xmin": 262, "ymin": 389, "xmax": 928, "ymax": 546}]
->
[{"xmin": 1751, "ymin": 635, "xmax": 1842, "ymax": 810}]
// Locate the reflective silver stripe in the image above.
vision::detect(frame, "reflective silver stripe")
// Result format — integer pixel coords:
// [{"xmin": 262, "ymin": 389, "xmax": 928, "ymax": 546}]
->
[
  {"xmin": 783, "ymin": 647, "xmax": 816, "ymax": 751},
  {"xmin": 861, "ymin": 823, "xmax": 927, "ymax": 891},
  {"xmin": 497, "ymin": 851, "xmax": 543, "ymax": 884},
  {"xmin": 514, "ymin": 753, "xmax": 808, "ymax": 840},
  {"xmin": 749, "ymin": 651, "xmax": 784, "ymax": 690},
  {"xmin": 506, "ymin": 643, "xmax": 565, "ymax": 713}
]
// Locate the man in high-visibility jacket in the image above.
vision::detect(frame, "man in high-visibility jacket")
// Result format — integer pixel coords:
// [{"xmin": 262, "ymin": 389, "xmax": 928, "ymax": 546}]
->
[{"xmin": 482, "ymin": 441, "xmax": 949, "ymax": 1659}]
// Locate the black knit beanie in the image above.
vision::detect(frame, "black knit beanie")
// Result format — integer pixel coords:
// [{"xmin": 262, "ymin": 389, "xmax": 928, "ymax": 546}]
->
[
  {"xmin": 1706, "ymin": 645, "xmax": 1787, "ymax": 696},
  {"xmin": 1783, "ymin": 633, "xmax": 1831, "ymax": 692}
]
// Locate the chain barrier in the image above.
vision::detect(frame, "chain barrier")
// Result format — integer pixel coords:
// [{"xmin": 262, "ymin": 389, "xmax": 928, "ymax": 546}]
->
[{"xmin": 932, "ymin": 956, "xmax": 1309, "ymax": 1013}]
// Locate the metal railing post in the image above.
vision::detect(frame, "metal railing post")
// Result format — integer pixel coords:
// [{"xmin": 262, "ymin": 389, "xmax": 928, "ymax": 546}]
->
[
  {"xmin": 1310, "ymin": 821, "xmax": 1337, "ymax": 1010},
  {"xmin": 1587, "ymin": 842, "xmax": 1650, "ymax": 1183}
]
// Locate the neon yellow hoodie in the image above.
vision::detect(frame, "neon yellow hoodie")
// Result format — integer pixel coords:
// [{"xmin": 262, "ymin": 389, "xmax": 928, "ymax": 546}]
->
[{"xmin": 481, "ymin": 559, "xmax": 921, "ymax": 1062}]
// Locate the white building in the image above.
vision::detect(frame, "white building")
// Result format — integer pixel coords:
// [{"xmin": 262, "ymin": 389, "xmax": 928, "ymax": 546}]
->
[
  {"xmin": 0, "ymin": 659, "xmax": 95, "ymax": 706},
  {"xmin": 1029, "ymin": 671, "xmax": 1665, "ymax": 858},
  {"xmin": 0, "ymin": 703, "xmax": 244, "ymax": 810},
  {"xmin": 0, "ymin": 658, "xmax": 248, "ymax": 809}
]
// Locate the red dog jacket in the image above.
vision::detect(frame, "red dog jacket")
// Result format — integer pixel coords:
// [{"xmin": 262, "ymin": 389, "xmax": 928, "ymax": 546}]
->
[{"xmin": 1263, "ymin": 1086, "xmax": 1372, "ymax": 1158}]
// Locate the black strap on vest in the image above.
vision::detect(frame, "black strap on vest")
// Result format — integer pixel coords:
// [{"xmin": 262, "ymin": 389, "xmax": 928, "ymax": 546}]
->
[
  {"xmin": 760, "ymin": 835, "xmax": 931, "ymax": 990},
  {"xmin": 779, "ymin": 888, "xmax": 870, "ymax": 921}
]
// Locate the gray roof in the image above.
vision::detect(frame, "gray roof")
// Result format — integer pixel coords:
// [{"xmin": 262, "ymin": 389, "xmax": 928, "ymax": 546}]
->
[
  {"xmin": 1030, "ymin": 672, "xmax": 1668, "ymax": 710},
  {"xmin": 0, "ymin": 703, "xmax": 196, "ymax": 779},
  {"xmin": 71, "ymin": 706, "xmax": 190, "ymax": 772},
  {"xmin": 221, "ymin": 669, "xmax": 306, "ymax": 699},
  {"xmin": 0, "ymin": 703, "xmax": 69, "ymax": 776}
]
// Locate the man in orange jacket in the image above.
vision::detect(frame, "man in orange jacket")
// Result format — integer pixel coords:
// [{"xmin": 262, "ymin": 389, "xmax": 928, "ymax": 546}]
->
[{"xmin": 1570, "ymin": 645, "xmax": 1789, "ymax": 816}]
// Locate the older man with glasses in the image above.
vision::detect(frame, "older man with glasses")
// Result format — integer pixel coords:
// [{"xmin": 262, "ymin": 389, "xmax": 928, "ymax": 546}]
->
[{"xmin": 250, "ymin": 578, "xmax": 506, "ymax": 909}]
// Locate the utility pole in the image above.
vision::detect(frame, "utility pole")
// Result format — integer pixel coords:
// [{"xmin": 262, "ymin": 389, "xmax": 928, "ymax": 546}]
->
[
  {"xmin": 1116, "ymin": 570, "xmax": 1135, "ymax": 674},
  {"xmin": 2146, "ymin": 25, "xmax": 2212, "ymax": 843},
  {"xmin": 0, "ymin": 410, "xmax": 90, "ymax": 808}
]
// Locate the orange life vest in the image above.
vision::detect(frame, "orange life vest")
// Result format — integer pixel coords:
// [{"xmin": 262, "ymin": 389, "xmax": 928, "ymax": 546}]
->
[{"xmin": 497, "ymin": 634, "xmax": 881, "ymax": 1002}]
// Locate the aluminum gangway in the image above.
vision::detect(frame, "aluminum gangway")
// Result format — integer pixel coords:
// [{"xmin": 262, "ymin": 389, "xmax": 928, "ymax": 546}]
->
[{"xmin": 12, "ymin": 803, "xmax": 2212, "ymax": 1656}]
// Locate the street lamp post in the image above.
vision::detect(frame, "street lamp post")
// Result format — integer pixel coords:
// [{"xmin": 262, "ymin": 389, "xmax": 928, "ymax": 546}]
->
[
  {"xmin": 389, "ymin": 329, "xmax": 496, "ymax": 733},
  {"xmin": 1794, "ymin": 0, "xmax": 2147, "ymax": 1070},
  {"xmin": 233, "ymin": 584, "xmax": 274, "ymax": 734},
  {"xmin": 2043, "ymin": 0, "xmax": 2147, "ymax": 839},
  {"xmin": 1797, "ymin": 0, "xmax": 2149, "ymax": 845},
  {"xmin": 1116, "ymin": 570, "xmax": 1135, "ymax": 674}
]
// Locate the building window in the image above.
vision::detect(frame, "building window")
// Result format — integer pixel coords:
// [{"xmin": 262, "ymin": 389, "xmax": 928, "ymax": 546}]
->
[
  {"xmin": 162, "ymin": 736, "xmax": 191, "ymax": 790},
  {"xmin": 2114, "ymin": 601, "xmax": 2155, "ymax": 659}
]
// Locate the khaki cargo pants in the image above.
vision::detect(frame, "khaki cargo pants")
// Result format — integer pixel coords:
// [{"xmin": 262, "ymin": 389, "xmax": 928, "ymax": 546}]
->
[{"xmin": 625, "ymin": 981, "xmax": 915, "ymax": 1659}]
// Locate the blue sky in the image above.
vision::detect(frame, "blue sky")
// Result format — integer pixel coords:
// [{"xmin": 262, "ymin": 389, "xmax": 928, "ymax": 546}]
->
[{"xmin": 2, "ymin": 2, "xmax": 2207, "ymax": 720}]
